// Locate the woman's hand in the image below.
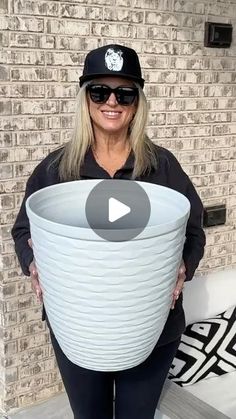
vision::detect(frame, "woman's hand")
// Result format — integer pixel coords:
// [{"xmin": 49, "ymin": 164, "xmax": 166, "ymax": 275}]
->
[
  {"xmin": 28, "ymin": 239, "xmax": 43, "ymax": 303},
  {"xmin": 171, "ymin": 260, "xmax": 186, "ymax": 310}
]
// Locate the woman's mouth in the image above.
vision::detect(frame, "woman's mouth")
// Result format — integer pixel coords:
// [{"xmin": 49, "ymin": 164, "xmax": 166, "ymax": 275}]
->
[{"xmin": 102, "ymin": 111, "xmax": 121, "ymax": 118}]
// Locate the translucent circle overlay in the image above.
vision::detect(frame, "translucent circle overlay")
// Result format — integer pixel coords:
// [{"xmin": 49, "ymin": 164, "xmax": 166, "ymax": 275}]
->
[{"xmin": 85, "ymin": 180, "xmax": 151, "ymax": 241}]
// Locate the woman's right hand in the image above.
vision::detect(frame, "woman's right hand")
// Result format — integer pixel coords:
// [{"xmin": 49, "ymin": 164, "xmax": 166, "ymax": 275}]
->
[{"xmin": 28, "ymin": 239, "xmax": 43, "ymax": 303}]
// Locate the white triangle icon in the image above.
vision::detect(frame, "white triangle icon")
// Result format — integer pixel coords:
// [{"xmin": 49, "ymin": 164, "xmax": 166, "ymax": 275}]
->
[{"xmin": 108, "ymin": 197, "xmax": 131, "ymax": 223}]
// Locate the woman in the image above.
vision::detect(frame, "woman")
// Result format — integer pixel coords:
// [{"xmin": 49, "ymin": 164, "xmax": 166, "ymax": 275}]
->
[{"xmin": 12, "ymin": 44, "xmax": 205, "ymax": 419}]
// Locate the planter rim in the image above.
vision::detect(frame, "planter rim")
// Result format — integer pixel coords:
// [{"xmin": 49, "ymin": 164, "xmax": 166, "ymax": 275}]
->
[{"xmin": 26, "ymin": 179, "xmax": 190, "ymax": 241}]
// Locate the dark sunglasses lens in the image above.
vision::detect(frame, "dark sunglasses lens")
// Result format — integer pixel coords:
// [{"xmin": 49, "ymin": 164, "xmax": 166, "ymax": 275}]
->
[
  {"xmin": 116, "ymin": 87, "xmax": 138, "ymax": 105},
  {"xmin": 88, "ymin": 85, "xmax": 110, "ymax": 103},
  {"xmin": 87, "ymin": 85, "xmax": 138, "ymax": 105}
]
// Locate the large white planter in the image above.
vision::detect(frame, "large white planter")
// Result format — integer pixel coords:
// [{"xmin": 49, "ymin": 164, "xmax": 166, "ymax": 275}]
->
[{"xmin": 26, "ymin": 180, "xmax": 190, "ymax": 371}]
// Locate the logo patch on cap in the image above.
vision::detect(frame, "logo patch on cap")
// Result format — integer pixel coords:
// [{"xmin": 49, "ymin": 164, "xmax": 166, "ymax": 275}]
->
[{"xmin": 104, "ymin": 48, "xmax": 124, "ymax": 71}]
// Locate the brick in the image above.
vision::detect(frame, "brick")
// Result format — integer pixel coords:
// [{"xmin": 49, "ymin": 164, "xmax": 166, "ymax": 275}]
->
[
  {"xmin": 179, "ymin": 43, "xmax": 206, "ymax": 56},
  {"xmin": 5, "ymin": 51, "xmax": 45, "ymax": 66},
  {"xmin": 4, "ymin": 340, "xmax": 18, "ymax": 355},
  {"xmin": 134, "ymin": 0, "xmax": 173, "ymax": 9},
  {"xmin": 195, "ymin": 99, "xmax": 219, "ymax": 111},
  {"xmin": 179, "ymin": 125, "xmax": 211, "ymax": 137},
  {"xmin": 1, "ymin": 180, "xmax": 26, "ymax": 194},
  {"xmin": 0, "ymin": 85, "xmax": 9, "ymax": 97},
  {"xmin": 169, "ymin": 85, "xmax": 204, "ymax": 97},
  {"xmin": 12, "ymin": 100, "xmax": 59, "ymax": 115},
  {"xmin": 211, "ymin": 58, "xmax": 236, "ymax": 71},
  {"xmin": 142, "ymin": 41, "xmax": 175, "ymax": 55},
  {"xmin": 200, "ymin": 185, "xmax": 230, "ymax": 200},
  {"xmin": 13, "ymin": 0, "xmax": 59, "ymax": 17},
  {"xmin": 59, "ymin": 68, "xmax": 81, "ymax": 83},
  {"xmin": 0, "ymin": 31, "xmax": 9, "ymax": 46},
  {"xmin": 180, "ymin": 14, "xmax": 205, "ymax": 29},
  {"xmin": 148, "ymin": 126, "xmax": 178, "ymax": 139},
  {"xmin": 0, "ymin": 0, "xmax": 8, "ymax": 13},
  {"xmin": 60, "ymin": 99, "xmax": 76, "ymax": 113},
  {"xmin": 11, "ymin": 68, "xmax": 58, "ymax": 82},
  {"xmin": 8, "ymin": 84, "xmax": 45, "ymax": 98},
  {"xmin": 91, "ymin": 22, "xmax": 134, "ymax": 37},
  {"xmin": 46, "ymin": 84, "xmax": 78, "ymax": 98},
  {"xmin": 0, "ymin": 195, "xmax": 15, "ymax": 210},
  {"xmin": 167, "ymin": 111, "xmax": 231, "ymax": 125},
  {"xmin": 46, "ymin": 51, "xmax": 84, "ymax": 66},
  {"xmin": 0, "ymin": 16, "xmax": 44, "ymax": 32},
  {"xmin": 145, "ymin": 12, "xmax": 179, "ymax": 26},
  {"xmin": 55, "ymin": 36, "xmax": 100, "ymax": 51},
  {"xmin": 4, "ymin": 322, "xmax": 45, "ymax": 342},
  {"xmin": 18, "ymin": 308, "xmax": 42, "ymax": 325},
  {"xmin": 34, "ymin": 382, "xmax": 64, "ymax": 404},
  {"xmin": 205, "ymin": 72, "xmax": 235, "ymax": 84},
  {"xmin": 0, "ymin": 65, "xmax": 9, "ymax": 80},
  {"xmin": 206, "ymin": 2, "xmax": 236, "ymax": 18},
  {"xmin": 17, "ymin": 132, "xmax": 60, "ymax": 146},
  {"xmin": 2, "ymin": 241, "xmax": 15, "ymax": 254},
  {"xmin": 170, "ymin": 57, "xmax": 210, "ymax": 70},
  {"xmin": 171, "ymin": 28, "xmax": 203, "ymax": 42},
  {"xmin": 19, "ymin": 358, "xmax": 56, "ymax": 379},
  {"xmin": 14, "ymin": 163, "xmax": 38, "ymax": 178},
  {"xmin": 10, "ymin": 33, "xmax": 40, "ymax": 49},
  {"xmin": 213, "ymin": 124, "xmax": 236, "ymax": 136},
  {"xmin": 105, "ymin": 38, "xmax": 143, "ymax": 53},
  {"xmin": 0, "ymin": 117, "xmax": 24, "ymax": 131},
  {"xmin": 0, "ymin": 164, "xmax": 13, "ymax": 179},
  {"xmin": 204, "ymin": 85, "xmax": 235, "ymax": 97},
  {"xmin": 39, "ymin": 35, "xmax": 55, "ymax": 49},
  {"xmin": 60, "ymin": 115, "xmax": 74, "ymax": 129},
  {"xmin": 175, "ymin": 138, "xmax": 197, "ymax": 150},
  {"xmin": 174, "ymin": 0, "xmax": 205, "ymax": 14},
  {"xmin": 46, "ymin": 19, "xmax": 89, "ymax": 35},
  {"xmin": 3, "ymin": 312, "xmax": 18, "ymax": 327},
  {"xmin": 140, "ymin": 55, "xmax": 169, "ymax": 69},
  {"xmin": 4, "ymin": 396, "xmax": 18, "ymax": 409},
  {"xmin": 147, "ymin": 112, "xmax": 166, "ymax": 125},
  {"xmin": 147, "ymin": 26, "xmax": 171, "ymax": 40},
  {"xmin": 61, "ymin": 4, "xmax": 102, "ymax": 20},
  {"xmin": 19, "ymin": 333, "xmax": 50, "ymax": 352},
  {"xmin": 145, "ymin": 70, "xmax": 178, "ymax": 84},
  {"xmin": 197, "ymin": 136, "xmax": 235, "ymax": 149},
  {"xmin": 0, "ymin": 101, "xmax": 11, "ymax": 115},
  {"xmin": 104, "ymin": 8, "xmax": 143, "ymax": 23}
]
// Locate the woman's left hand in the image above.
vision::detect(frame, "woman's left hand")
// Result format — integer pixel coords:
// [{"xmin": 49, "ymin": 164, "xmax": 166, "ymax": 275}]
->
[{"xmin": 171, "ymin": 261, "xmax": 186, "ymax": 310}]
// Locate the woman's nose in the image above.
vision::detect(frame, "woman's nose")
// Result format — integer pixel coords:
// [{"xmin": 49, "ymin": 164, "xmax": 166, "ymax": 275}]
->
[{"xmin": 106, "ymin": 92, "xmax": 118, "ymax": 106}]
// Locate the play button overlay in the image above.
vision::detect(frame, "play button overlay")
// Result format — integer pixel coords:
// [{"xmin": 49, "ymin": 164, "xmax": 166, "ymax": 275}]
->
[
  {"xmin": 85, "ymin": 180, "xmax": 151, "ymax": 241},
  {"xmin": 109, "ymin": 198, "xmax": 131, "ymax": 222}
]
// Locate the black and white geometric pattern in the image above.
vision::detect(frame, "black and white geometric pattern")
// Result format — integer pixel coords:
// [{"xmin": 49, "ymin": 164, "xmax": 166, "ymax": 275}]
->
[{"xmin": 169, "ymin": 306, "xmax": 236, "ymax": 386}]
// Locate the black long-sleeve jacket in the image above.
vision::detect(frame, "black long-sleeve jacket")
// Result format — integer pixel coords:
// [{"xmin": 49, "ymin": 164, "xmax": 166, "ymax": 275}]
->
[{"xmin": 12, "ymin": 145, "xmax": 206, "ymax": 346}]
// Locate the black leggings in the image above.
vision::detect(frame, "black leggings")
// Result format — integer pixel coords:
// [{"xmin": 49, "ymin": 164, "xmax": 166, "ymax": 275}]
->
[{"xmin": 49, "ymin": 325, "xmax": 180, "ymax": 419}]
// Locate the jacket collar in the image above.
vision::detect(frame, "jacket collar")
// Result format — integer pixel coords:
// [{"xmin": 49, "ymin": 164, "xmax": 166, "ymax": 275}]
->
[{"xmin": 80, "ymin": 147, "xmax": 135, "ymax": 178}]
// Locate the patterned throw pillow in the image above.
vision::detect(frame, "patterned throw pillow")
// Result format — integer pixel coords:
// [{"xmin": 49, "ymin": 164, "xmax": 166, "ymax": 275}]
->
[{"xmin": 168, "ymin": 306, "xmax": 236, "ymax": 386}]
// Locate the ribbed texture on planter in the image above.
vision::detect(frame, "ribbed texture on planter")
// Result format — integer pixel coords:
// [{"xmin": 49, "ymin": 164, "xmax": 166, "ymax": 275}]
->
[{"xmin": 26, "ymin": 180, "xmax": 190, "ymax": 371}]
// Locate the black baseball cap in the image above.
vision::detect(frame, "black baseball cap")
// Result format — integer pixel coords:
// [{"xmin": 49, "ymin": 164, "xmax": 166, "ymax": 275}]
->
[{"xmin": 79, "ymin": 44, "xmax": 145, "ymax": 88}]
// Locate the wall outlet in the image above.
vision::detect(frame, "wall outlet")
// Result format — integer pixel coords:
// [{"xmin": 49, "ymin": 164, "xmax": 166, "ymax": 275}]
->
[{"xmin": 203, "ymin": 204, "xmax": 226, "ymax": 227}]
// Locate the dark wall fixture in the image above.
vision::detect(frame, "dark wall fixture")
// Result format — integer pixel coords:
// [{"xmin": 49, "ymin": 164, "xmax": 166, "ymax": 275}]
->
[
  {"xmin": 203, "ymin": 204, "xmax": 226, "ymax": 227},
  {"xmin": 204, "ymin": 22, "xmax": 233, "ymax": 48}
]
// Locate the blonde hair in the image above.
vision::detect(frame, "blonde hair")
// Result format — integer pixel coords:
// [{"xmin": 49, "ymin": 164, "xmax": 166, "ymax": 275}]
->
[{"xmin": 56, "ymin": 81, "xmax": 157, "ymax": 181}]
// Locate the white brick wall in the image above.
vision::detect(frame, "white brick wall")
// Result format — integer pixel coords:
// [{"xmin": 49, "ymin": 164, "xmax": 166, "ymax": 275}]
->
[{"xmin": 0, "ymin": 0, "xmax": 236, "ymax": 413}]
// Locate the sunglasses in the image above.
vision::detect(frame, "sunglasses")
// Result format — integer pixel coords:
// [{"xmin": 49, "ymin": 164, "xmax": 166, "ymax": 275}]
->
[{"xmin": 87, "ymin": 84, "xmax": 138, "ymax": 106}]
